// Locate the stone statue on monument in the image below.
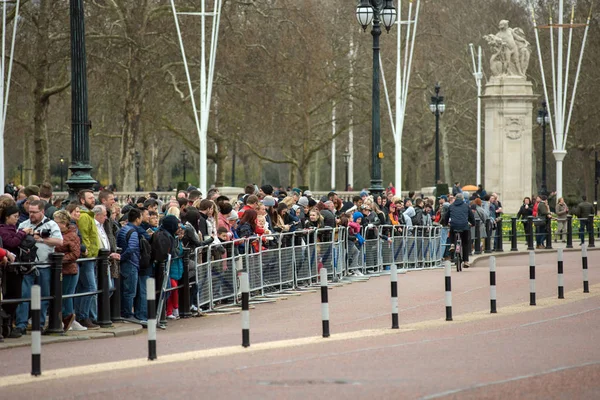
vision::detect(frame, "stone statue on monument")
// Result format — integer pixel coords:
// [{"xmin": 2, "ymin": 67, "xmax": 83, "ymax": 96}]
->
[{"xmin": 483, "ymin": 20, "xmax": 531, "ymax": 78}]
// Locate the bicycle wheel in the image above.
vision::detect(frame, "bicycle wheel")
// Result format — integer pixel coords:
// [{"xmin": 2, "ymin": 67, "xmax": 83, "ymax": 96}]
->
[{"xmin": 456, "ymin": 238, "xmax": 462, "ymax": 272}]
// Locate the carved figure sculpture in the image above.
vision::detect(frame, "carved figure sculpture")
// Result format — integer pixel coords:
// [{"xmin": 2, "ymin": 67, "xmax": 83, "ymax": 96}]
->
[{"xmin": 483, "ymin": 20, "xmax": 531, "ymax": 78}]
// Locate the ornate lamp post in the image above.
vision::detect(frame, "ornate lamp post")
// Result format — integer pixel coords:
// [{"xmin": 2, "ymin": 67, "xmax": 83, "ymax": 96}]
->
[
  {"xmin": 343, "ymin": 149, "xmax": 351, "ymax": 191},
  {"xmin": 181, "ymin": 150, "xmax": 187, "ymax": 182},
  {"xmin": 135, "ymin": 151, "xmax": 141, "ymax": 191},
  {"xmin": 356, "ymin": 0, "xmax": 397, "ymax": 197},
  {"xmin": 537, "ymin": 101, "xmax": 550, "ymax": 196},
  {"xmin": 429, "ymin": 83, "xmax": 445, "ymax": 185},
  {"xmin": 60, "ymin": 156, "xmax": 65, "ymax": 191},
  {"xmin": 66, "ymin": 0, "xmax": 96, "ymax": 199}
]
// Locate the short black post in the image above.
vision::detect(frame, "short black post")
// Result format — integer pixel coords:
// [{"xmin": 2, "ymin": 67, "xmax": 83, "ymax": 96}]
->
[
  {"xmin": 31, "ymin": 285, "xmax": 42, "ymax": 376},
  {"xmin": 390, "ymin": 263, "xmax": 399, "ymax": 329},
  {"xmin": 111, "ymin": 248, "xmax": 123, "ymax": 322},
  {"xmin": 582, "ymin": 243, "xmax": 589, "ymax": 293},
  {"xmin": 46, "ymin": 252, "xmax": 65, "ymax": 335},
  {"xmin": 489, "ymin": 256, "xmax": 497, "ymax": 313},
  {"xmin": 527, "ymin": 216, "xmax": 535, "ymax": 251},
  {"xmin": 320, "ymin": 268, "xmax": 330, "ymax": 337},
  {"xmin": 545, "ymin": 214, "xmax": 553, "ymax": 249},
  {"xmin": 147, "ymin": 278, "xmax": 157, "ymax": 360},
  {"xmin": 445, "ymin": 261, "xmax": 452, "ymax": 321},
  {"xmin": 241, "ymin": 272, "xmax": 250, "ymax": 347},
  {"xmin": 588, "ymin": 214, "xmax": 595, "ymax": 248},
  {"xmin": 529, "ymin": 251, "xmax": 536, "ymax": 306},
  {"xmin": 96, "ymin": 249, "xmax": 112, "ymax": 328},
  {"xmin": 495, "ymin": 218, "xmax": 504, "ymax": 252},
  {"xmin": 557, "ymin": 248, "xmax": 564, "ymax": 299},
  {"xmin": 179, "ymin": 248, "xmax": 192, "ymax": 318},
  {"xmin": 566, "ymin": 215, "xmax": 573, "ymax": 249},
  {"xmin": 474, "ymin": 218, "xmax": 481, "ymax": 255},
  {"xmin": 510, "ymin": 217, "xmax": 518, "ymax": 252}
]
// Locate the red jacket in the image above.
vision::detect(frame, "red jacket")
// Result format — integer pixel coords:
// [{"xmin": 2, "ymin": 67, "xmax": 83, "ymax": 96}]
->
[{"xmin": 55, "ymin": 224, "xmax": 81, "ymax": 275}]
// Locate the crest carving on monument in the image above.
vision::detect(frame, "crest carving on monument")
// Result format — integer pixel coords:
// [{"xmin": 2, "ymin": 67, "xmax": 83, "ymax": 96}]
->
[{"xmin": 505, "ymin": 116, "xmax": 525, "ymax": 140}]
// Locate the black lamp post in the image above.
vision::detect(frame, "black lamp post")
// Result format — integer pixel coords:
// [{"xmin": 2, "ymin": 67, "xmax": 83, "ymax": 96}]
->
[
  {"xmin": 429, "ymin": 83, "xmax": 445, "ymax": 185},
  {"xmin": 343, "ymin": 149, "xmax": 351, "ymax": 191},
  {"xmin": 356, "ymin": 0, "xmax": 397, "ymax": 197},
  {"xmin": 60, "ymin": 156, "xmax": 65, "ymax": 191},
  {"xmin": 537, "ymin": 101, "xmax": 550, "ymax": 196},
  {"xmin": 135, "ymin": 151, "xmax": 141, "ymax": 191},
  {"xmin": 181, "ymin": 150, "xmax": 187, "ymax": 182},
  {"xmin": 66, "ymin": 0, "xmax": 96, "ymax": 200}
]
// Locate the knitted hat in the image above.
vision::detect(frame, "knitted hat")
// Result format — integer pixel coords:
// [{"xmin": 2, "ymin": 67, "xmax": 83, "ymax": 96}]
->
[
  {"xmin": 292, "ymin": 188, "xmax": 302, "ymax": 195},
  {"xmin": 3, "ymin": 205, "xmax": 19, "ymax": 218},
  {"xmin": 352, "ymin": 211, "xmax": 363, "ymax": 222},
  {"xmin": 359, "ymin": 190, "xmax": 369, "ymax": 198},
  {"xmin": 297, "ymin": 196, "xmax": 309, "ymax": 207},
  {"xmin": 227, "ymin": 210, "xmax": 239, "ymax": 221},
  {"xmin": 262, "ymin": 195, "xmax": 276, "ymax": 207},
  {"xmin": 303, "ymin": 190, "xmax": 313, "ymax": 198},
  {"xmin": 161, "ymin": 215, "xmax": 179, "ymax": 236},
  {"xmin": 320, "ymin": 196, "xmax": 328, "ymax": 203}
]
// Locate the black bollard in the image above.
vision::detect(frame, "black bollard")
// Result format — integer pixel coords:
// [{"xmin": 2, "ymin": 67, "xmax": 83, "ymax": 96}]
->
[
  {"xmin": 588, "ymin": 215, "xmax": 595, "ymax": 248},
  {"xmin": 527, "ymin": 216, "xmax": 535, "ymax": 251},
  {"xmin": 390, "ymin": 264, "xmax": 399, "ymax": 329},
  {"xmin": 545, "ymin": 214, "xmax": 553, "ymax": 250},
  {"xmin": 321, "ymin": 268, "xmax": 330, "ymax": 338},
  {"xmin": 445, "ymin": 261, "xmax": 452, "ymax": 321},
  {"xmin": 474, "ymin": 218, "xmax": 482, "ymax": 255},
  {"xmin": 582, "ymin": 244, "xmax": 589, "ymax": 293},
  {"xmin": 496, "ymin": 218, "xmax": 504, "ymax": 252},
  {"xmin": 31, "ymin": 285, "xmax": 42, "ymax": 376},
  {"xmin": 511, "ymin": 217, "xmax": 518, "ymax": 252},
  {"xmin": 557, "ymin": 248, "xmax": 564, "ymax": 299},
  {"xmin": 489, "ymin": 256, "xmax": 497, "ymax": 313},
  {"xmin": 241, "ymin": 272, "xmax": 250, "ymax": 347},
  {"xmin": 46, "ymin": 253, "xmax": 65, "ymax": 335},
  {"xmin": 529, "ymin": 251, "xmax": 536, "ymax": 306},
  {"xmin": 147, "ymin": 278, "xmax": 157, "ymax": 360},
  {"xmin": 179, "ymin": 248, "xmax": 192, "ymax": 319},
  {"xmin": 97, "ymin": 249, "xmax": 112, "ymax": 328},
  {"xmin": 566, "ymin": 215, "xmax": 573, "ymax": 249}
]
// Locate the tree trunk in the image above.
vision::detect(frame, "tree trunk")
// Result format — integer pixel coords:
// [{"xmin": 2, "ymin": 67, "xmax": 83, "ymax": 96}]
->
[{"xmin": 119, "ymin": 73, "xmax": 144, "ymax": 191}]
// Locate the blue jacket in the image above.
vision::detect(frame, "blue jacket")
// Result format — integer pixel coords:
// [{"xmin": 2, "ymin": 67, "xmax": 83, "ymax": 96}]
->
[
  {"xmin": 117, "ymin": 223, "xmax": 140, "ymax": 268},
  {"xmin": 445, "ymin": 198, "xmax": 475, "ymax": 231},
  {"xmin": 170, "ymin": 238, "xmax": 184, "ymax": 281}
]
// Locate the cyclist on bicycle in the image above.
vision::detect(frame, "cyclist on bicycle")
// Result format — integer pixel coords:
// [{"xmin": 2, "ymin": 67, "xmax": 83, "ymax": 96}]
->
[{"xmin": 441, "ymin": 193, "xmax": 475, "ymax": 267}]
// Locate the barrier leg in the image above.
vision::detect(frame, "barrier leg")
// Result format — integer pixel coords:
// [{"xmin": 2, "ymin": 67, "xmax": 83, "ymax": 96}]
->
[
  {"xmin": 557, "ymin": 248, "xmax": 564, "ymax": 299},
  {"xmin": 566, "ymin": 215, "xmax": 573, "ymax": 249},
  {"xmin": 474, "ymin": 220, "xmax": 481, "ymax": 255},
  {"xmin": 31, "ymin": 285, "xmax": 41, "ymax": 376},
  {"xmin": 97, "ymin": 249, "xmax": 112, "ymax": 328},
  {"xmin": 589, "ymin": 215, "xmax": 595, "ymax": 248},
  {"xmin": 147, "ymin": 278, "xmax": 157, "ymax": 360},
  {"xmin": 545, "ymin": 215, "xmax": 553, "ymax": 250},
  {"xmin": 445, "ymin": 261, "xmax": 452, "ymax": 321},
  {"xmin": 390, "ymin": 264, "xmax": 399, "ymax": 329},
  {"xmin": 496, "ymin": 218, "xmax": 504, "ymax": 252},
  {"xmin": 47, "ymin": 253, "xmax": 65, "ymax": 335},
  {"xmin": 320, "ymin": 268, "xmax": 330, "ymax": 338},
  {"xmin": 529, "ymin": 251, "xmax": 536, "ymax": 306},
  {"xmin": 527, "ymin": 216, "xmax": 535, "ymax": 251},
  {"xmin": 489, "ymin": 256, "xmax": 497, "ymax": 314},
  {"xmin": 510, "ymin": 217, "xmax": 518, "ymax": 252}
]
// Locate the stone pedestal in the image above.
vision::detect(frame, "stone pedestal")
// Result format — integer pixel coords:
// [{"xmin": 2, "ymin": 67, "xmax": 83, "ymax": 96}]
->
[{"xmin": 483, "ymin": 77, "xmax": 537, "ymax": 213}]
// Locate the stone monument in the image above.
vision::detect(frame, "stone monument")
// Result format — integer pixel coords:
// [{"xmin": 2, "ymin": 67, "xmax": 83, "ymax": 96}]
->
[{"xmin": 482, "ymin": 20, "xmax": 537, "ymax": 213}]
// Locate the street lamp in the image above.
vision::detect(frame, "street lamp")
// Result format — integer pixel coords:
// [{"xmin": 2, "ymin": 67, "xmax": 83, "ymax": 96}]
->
[
  {"xmin": 181, "ymin": 150, "xmax": 187, "ymax": 182},
  {"xmin": 356, "ymin": 0, "xmax": 396, "ymax": 197},
  {"xmin": 429, "ymin": 83, "xmax": 445, "ymax": 185},
  {"xmin": 537, "ymin": 101, "xmax": 550, "ymax": 196},
  {"xmin": 343, "ymin": 149, "xmax": 351, "ymax": 191},
  {"xmin": 60, "ymin": 156, "xmax": 65, "ymax": 192},
  {"xmin": 135, "ymin": 151, "xmax": 141, "ymax": 192}
]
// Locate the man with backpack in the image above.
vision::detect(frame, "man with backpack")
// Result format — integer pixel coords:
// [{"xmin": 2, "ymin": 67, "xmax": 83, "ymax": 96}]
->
[
  {"xmin": 116, "ymin": 208, "xmax": 144, "ymax": 321},
  {"xmin": 14, "ymin": 200, "xmax": 63, "ymax": 335}
]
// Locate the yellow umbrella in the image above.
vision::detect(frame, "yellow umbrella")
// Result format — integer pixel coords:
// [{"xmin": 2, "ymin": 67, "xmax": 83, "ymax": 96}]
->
[{"xmin": 462, "ymin": 184, "xmax": 478, "ymax": 191}]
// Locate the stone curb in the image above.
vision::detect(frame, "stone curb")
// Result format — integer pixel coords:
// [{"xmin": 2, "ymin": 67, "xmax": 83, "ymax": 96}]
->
[{"xmin": 0, "ymin": 323, "xmax": 143, "ymax": 351}]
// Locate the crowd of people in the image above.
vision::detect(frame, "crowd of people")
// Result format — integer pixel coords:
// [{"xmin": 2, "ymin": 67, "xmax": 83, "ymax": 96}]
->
[{"xmin": 0, "ymin": 180, "xmax": 596, "ymax": 342}]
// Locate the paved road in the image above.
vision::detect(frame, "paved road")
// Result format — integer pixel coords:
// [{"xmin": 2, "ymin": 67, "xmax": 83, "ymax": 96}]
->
[{"xmin": 0, "ymin": 251, "xmax": 599, "ymax": 399}]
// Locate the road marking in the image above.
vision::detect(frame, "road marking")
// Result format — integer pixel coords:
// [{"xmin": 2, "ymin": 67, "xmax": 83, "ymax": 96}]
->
[{"xmin": 1, "ymin": 283, "xmax": 599, "ymax": 389}]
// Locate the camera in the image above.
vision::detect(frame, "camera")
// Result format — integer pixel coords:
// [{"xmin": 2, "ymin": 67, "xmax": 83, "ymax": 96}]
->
[{"xmin": 37, "ymin": 229, "xmax": 51, "ymax": 238}]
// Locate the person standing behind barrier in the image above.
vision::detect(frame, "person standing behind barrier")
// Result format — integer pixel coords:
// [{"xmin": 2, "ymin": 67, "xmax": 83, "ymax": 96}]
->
[
  {"xmin": 536, "ymin": 196, "xmax": 550, "ymax": 248},
  {"xmin": 53, "ymin": 210, "xmax": 80, "ymax": 332},
  {"xmin": 517, "ymin": 197, "xmax": 533, "ymax": 240},
  {"xmin": 74, "ymin": 190, "xmax": 101, "ymax": 329},
  {"xmin": 116, "ymin": 208, "xmax": 142, "ymax": 320},
  {"xmin": 441, "ymin": 194, "xmax": 475, "ymax": 268},
  {"xmin": 556, "ymin": 197, "xmax": 568, "ymax": 242},
  {"xmin": 15, "ymin": 200, "xmax": 63, "ymax": 336},
  {"xmin": 0, "ymin": 204, "xmax": 25, "ymax": 338},
  {"xmin": 93, "ymin": 206, "xmax": 121, "ymax": 294},
  {"xmin": 575, "ymin": 196, "xmax": 594, "ymax": 245}
]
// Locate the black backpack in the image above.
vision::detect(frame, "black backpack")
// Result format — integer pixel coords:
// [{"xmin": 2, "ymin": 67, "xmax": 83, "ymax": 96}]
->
[
  {"xmin": 18, "ymin": 219, "xmax": 48, "ymax": 264},
  {"xmin": 125, "ymin": 228, "xmax": 152, "ymax": 270}
]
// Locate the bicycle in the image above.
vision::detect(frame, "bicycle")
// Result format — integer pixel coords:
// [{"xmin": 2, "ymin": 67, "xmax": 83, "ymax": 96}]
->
[{"xmin": 453, "ymin": 230, "xmax": 464, "ymax": 272}]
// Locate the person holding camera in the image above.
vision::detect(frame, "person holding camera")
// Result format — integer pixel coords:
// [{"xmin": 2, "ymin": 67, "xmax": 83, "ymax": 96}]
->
[{"xmin": 14, "ymin": 200, "xmax": 63, "ymax": 335}]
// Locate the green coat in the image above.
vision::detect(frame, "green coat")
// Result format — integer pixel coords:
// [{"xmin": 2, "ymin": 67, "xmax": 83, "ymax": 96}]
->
[{"xmin": 77, "ymin": 209, "xmax": 101, "ymax": 258}]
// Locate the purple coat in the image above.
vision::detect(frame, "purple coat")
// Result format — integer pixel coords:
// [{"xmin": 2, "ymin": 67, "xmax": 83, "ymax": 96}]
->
[{"xmin": 0, "ymin": 223, "xmax": 27, "ymax": 253}]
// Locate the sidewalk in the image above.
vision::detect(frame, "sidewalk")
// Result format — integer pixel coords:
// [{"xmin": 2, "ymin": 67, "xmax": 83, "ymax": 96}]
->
[{"xmin": 0, "ymin": 322, "xmax": 143, "ymax": 350}]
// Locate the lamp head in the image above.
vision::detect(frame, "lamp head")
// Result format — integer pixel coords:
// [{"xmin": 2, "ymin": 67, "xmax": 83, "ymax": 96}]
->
[{"xmin": 356, "ymin": 0, "xmax": 374, "ymax": 31}]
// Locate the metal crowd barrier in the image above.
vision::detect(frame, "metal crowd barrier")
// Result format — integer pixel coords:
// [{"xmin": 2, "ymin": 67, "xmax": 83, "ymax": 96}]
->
[{"xmin": 188, "ymin": 225, "xmax": 444, "ymax": 312}]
